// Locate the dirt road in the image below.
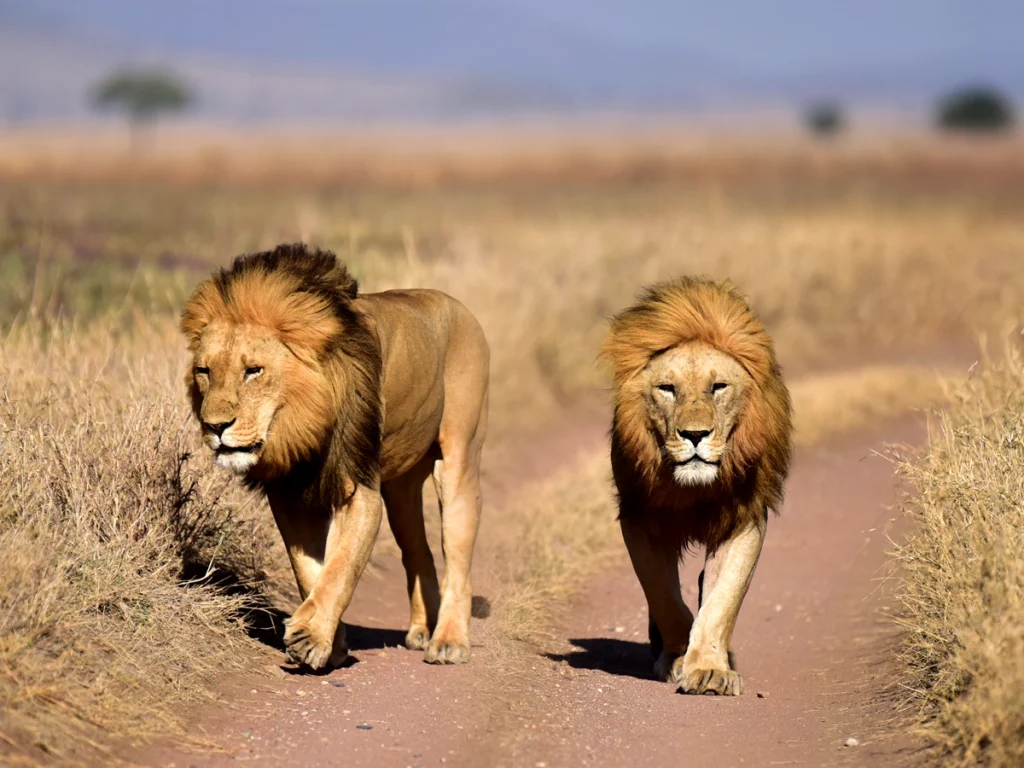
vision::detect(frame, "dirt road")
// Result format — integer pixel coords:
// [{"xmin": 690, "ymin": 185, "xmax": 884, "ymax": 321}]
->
[
  {"xmin": 147, "ymin": 417, "xmax": 927, "ymax": 768},
  {"xmin": 479, "ymin": 421, "xmax": 925, "ymax": 768}
]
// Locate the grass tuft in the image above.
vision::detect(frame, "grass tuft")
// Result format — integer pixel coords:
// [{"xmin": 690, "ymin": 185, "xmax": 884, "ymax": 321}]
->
[
  {"xmin": 0, "ymin": 320, "xmax": 274, "ymax": 764},
  {"xmin": 893, "ymin": 345, "xmax": 1024, "ymax": 766}
]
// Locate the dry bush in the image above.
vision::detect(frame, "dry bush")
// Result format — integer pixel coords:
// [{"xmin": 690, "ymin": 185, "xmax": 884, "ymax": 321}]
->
[
  {"xmin": 893, "ymin": 346, "xmax": 1024, "ymax": 766},
  {"xmin": 0, "ymin": 320, "xmax": 278, "ymax": 764}
]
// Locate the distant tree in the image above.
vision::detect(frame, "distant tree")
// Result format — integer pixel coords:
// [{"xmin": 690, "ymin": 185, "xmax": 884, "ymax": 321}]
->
[
  {"xmin": 90, "ymin": 68, "xmax": 194, "ymax": 152},
  {"xmin": 804, "ymin": 102, "xmax": 845, "ymax": 138},
  {"xmin": 936, "ymin": 86, "xmax": 1015, "ymax": 133}
]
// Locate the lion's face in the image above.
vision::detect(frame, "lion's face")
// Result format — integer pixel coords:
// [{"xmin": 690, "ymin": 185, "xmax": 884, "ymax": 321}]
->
[
  {"xmin": 188, "ymin": 322, "xmax": 294, "ymax": 475},
  {"xmin": 643, "ymin": 340, "xmax": 751, "ymax": 487}
]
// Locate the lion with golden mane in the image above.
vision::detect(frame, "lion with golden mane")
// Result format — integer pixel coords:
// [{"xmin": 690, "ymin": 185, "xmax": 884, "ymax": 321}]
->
[
  {"xmin": 180, "ymin": 244, "xmax": 489, "ymax": 669},
  {"xmin": 602, "ymin": 277, "xmax": 792, "ymax": 695}
]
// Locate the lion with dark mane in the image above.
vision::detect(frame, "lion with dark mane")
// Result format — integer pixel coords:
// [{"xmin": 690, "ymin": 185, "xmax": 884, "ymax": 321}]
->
[
  {"xmin": 180, "ymin": 244, "xmax": 489, "ymax": 669},
  {"xmin": 602, "ymin": 277, "xmax": 792, "ymax": 695}
]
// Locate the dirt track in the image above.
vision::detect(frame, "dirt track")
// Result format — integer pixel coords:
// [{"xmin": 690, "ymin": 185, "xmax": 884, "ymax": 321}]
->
[{"xmin": 146, "ymin": 415, "xmax": 928, "ymax": 768}]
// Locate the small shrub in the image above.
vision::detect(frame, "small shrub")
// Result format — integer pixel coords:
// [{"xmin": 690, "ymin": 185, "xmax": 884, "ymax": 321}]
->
[
  {"xmin": 936, "ymin": 87, "xmax": 1015, "ymax": 133},
  {"xmin": 804, "ymin": 102, "xmax": 845, "ymax": 138}
]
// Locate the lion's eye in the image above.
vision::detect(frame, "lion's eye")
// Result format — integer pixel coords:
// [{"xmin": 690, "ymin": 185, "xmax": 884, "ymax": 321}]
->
[
  {"xmin": 244, "ymin": 366, "xmax": 263, "ymax": 381},
  {"xmin": 194, "ymin": 366, "xmax": 209, "ymax": 377},
  {"xmin": 711, "ymin": 382, "xmax": 728, "ymax": 394},
  {"xmin": 656, "ymin": 383, "xmax": 676, "ymax": 396}
]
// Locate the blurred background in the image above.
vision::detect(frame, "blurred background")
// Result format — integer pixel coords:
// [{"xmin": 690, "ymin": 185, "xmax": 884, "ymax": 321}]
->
[
  {"xmin": 2, "ymin": 0, "xmax": 1023, "ymax": 127},
  {"xmin": 2, "ymin": 4, "xmax": 1023, "ymax": 764}
]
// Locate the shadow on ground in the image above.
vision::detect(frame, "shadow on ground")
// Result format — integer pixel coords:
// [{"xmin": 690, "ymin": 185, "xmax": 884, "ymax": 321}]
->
[
  {"xmin": 545, "ymin": 637, "xmax": 655, "ymax": 680},
  {"xmin": 242, "ymin": 603, "xmax": 406, "ymax": 655},
  {"xmin": 178, "ymin": 559, "xmax": 406, "ymax": 655}
]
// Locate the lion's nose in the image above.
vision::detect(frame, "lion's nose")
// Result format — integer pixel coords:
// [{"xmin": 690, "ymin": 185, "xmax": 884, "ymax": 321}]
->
[
  {"xmin": 679, "ymin": 429, "xmax": 712, "ymax": 445},
  {"xmin": 203, "ymin": 418, "xmax": 235, "ymax": 436}
]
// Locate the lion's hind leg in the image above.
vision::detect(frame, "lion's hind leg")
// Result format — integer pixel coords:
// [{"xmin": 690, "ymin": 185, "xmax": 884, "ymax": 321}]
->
[
  {"xmin": 381, "ymin": 457, "xmax": 442, "ymax": 652},
  {"xmin": 425, "ymin": 447, "xmax": 482, "ymax": 665},
  {"xmin": 677, "ymin": 510, "xmax": 767, "ymax": 696},
  {"xmin": 425, "ymin": 314, "xmax": 488, "ymax": 666}
]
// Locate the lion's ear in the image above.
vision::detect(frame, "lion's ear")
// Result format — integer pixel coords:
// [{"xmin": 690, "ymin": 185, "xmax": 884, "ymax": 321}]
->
[{"xmin": 180, "ymin": 280, "xmax": 224, "ymax": 350}]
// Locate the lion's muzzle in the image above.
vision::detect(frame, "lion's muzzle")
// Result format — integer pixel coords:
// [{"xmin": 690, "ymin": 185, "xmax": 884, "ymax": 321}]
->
[
  {"xmin": 667, "ymin": 428, "xmax": 722, "ymax": 486},
  {"xmin": 201, "ymin": 419, "xmax": 265, "ymax": 474},
  {"xmin": 214, "ymin": 441, "xmax": 263, "ymax": 474}
]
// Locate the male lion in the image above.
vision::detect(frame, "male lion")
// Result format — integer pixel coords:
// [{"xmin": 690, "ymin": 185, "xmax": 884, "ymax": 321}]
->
[
  {"xmin": 602, "ymin": 277, "xmax": 792, "ymax": 695},
  {"xmin": 180, "ymin": 244, "xmax": 488, "ymax": 669}
]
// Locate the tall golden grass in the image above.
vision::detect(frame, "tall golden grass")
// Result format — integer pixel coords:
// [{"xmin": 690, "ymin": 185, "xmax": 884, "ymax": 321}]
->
[
  {"xmin": 0, "ymin": 135, "xmax": 1021, "ymax": 762},
  {"xmin": 0, "ymin": 322, "xmax": 275, "ymax": 765},
  {"xmin": 894, "ymin": 345, "xmax": 1024, "ymax": 766}
]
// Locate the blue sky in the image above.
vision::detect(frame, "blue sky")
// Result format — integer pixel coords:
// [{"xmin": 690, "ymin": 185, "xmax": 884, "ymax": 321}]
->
[
  {"xmin": 3, "ymin": 1, "xmax": 1022, "ymax": 119},
  {"xmin": 8, "ymin": 0, "xmax": 1021, "ymax": 83}
]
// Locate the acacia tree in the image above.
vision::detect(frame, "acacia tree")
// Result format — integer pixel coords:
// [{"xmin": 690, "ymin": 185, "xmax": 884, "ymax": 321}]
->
[{"xmin": 90, "ymin": 69, "xmax": 193, "ymax": 153}]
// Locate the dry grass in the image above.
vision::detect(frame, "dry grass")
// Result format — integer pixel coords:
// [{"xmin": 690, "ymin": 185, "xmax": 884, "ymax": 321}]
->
[
  {"xmin": 790, "ymin": 365, "xmax": 955, "ymax": 447},
  {"xmin": 0, "ymin": 321, "xmax": 280, "ymax": 765},
  {"xmin": 893, "ymin": 346, "xmax": 1024, "ymax": 766},
  {"xmin": 0, "ymin": 134, "xmax": 1021, "ymax": 762},
  {"xmin": 2, "ymin": 126, "xmax": 1023, "ymax": 191}
]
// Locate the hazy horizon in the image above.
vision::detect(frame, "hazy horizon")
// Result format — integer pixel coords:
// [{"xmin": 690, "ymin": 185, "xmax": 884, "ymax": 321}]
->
[{"xmin": 3, "ymin": 0, "xmax": 1022, "ymax": 124}]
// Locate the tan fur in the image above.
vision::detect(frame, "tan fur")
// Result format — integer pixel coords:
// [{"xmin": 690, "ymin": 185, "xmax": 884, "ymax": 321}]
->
[
  {"xmin": 180, "ymin": 244, "xmax": 489, "ymax": 669},
  {"xmin": 602, "ymin": 277, "xmax": 793, "ymax": 695}
]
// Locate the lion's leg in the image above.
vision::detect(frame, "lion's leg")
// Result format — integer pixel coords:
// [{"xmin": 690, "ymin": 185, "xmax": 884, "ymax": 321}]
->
[
  {"xmin": 268, "ymin": 497, "xmax": 324, "ymax": 601},
  {"xmin": 267, "ymin": 493, "xmax": 347, "ymax": 667},
  {"xmin": 620, "ymin": 516, "xmax": 695, "ymax": 682},
  {"xmin": 381, "ymin": 461, "xmax": 441, "ymax": 652},
  {"xmin": 282, "ymin": 484, "xmax": 383, "ymax": 670},
  {"xmin": 426, "ymin": 449, "xmax": 482, "ymax": 665},
  {"xmin": 677, "ymin": 510, "xmax": 767, "ymax": 696},
  {"xmin": 425, "ymin": 348, "xmax": 487, "ymax": 666}
]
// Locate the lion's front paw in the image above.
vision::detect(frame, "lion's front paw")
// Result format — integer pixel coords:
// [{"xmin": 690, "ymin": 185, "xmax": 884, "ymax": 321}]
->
[
  {"xmin": 424, "ymin": 628, "xmax": 471, "ymax": 665},
  {"xmin": 284, "ymin": 602, "xmax": 336, "ymax": 670},
  {"xmin": 678, "ymin": 666, "xmax": 744, "ymax": 696},
  {"xmin": 405, "ymin": 625, "xmax": 432, "ymax": 652}
]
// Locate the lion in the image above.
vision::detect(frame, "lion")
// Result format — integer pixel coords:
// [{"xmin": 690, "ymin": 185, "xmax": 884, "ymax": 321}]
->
[
  {"xmin": 601, "ymin": 277, "xmax": 792, "ymax": 696},
  {"xmin": 179, "ymin": 243, "xmax": 489, "ymax": 670}
]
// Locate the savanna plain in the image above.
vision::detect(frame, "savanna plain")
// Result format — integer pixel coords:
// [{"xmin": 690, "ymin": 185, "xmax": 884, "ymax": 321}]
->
[{"xmin": 0, "ymin": 131, "xmax": 1022, "ymax": 766}]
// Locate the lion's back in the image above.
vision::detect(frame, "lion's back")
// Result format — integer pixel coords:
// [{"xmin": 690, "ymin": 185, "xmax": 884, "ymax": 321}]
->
[{"xmin": 357, "ymin": 289, "xmax": 484, "ymax": 353}]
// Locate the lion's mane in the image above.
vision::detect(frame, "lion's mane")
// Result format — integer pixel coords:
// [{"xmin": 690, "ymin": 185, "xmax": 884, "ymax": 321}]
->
[
  {"xmin": 179, "ymin": 243, "xmax": 382, "ymax": 502},
  {"xmin": 602, "ymin": 277, "xmax": 793, "ymax": 550}
]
